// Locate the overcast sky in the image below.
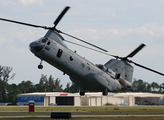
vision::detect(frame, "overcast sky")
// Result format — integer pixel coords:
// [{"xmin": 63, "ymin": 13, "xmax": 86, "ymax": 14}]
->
[{"xmin": 0, "ymin": 0, "xmax": 164, "ymax": 88}]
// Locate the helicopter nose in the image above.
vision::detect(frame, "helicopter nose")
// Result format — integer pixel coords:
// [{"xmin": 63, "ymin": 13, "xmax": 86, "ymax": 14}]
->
[{"xmin": 29, "ymin": 41, "xmax": 44, "ymax": 52}]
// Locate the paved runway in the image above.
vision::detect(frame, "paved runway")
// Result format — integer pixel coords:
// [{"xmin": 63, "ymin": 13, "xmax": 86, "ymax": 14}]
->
[
  {"xmin": 73, "ymin": 114, "xmax": 164, "ymax": 117},
  {"xmin": 0, "ymin": 114, "xmax": 164, "ymax": 118}
]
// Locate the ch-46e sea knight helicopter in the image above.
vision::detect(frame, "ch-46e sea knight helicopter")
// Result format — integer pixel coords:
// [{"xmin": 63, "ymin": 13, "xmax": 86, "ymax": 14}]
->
[{"xmin": 0, "ymin": 6, "xmax": 164, "ymax": 95}]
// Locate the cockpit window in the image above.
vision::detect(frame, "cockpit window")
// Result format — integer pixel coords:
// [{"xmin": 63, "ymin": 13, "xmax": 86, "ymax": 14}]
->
[
  {"xmin": 42, "ymin": 38, "xmax": 48, "ymax": 43},
  {"xmin": 44, "ymin": 30, "xmax": 68, "ymax": 48}
]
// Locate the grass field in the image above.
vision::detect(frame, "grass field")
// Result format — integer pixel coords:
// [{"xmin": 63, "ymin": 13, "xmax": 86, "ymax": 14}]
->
[
  {"xmin": 0, "ymin": 106, "xmax": 164, "ymax": 120},
  {"xmin": 1, "ymin": 106, "xmax": 164, "ymax": 115}
]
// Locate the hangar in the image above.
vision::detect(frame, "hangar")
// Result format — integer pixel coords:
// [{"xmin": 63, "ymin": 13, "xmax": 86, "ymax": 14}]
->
[{"xmin": 17, "ymin": 92, "xmax": 164, "ymax": 106}]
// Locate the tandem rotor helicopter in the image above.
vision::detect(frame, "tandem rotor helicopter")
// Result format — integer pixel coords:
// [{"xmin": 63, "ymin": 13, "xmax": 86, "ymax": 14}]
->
[{"xmin": 0, "ymin": 6, "xmax": 164, "ymax": 95}]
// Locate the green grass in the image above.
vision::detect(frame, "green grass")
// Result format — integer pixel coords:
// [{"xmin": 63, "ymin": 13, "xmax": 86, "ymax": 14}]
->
[
  {"xmin": 0, "ymin": 106, "xmax": 164, "ymax": 120},
  {"xmin": 0, "ymin": 106, "xmax": 164, "ymax": 115}
]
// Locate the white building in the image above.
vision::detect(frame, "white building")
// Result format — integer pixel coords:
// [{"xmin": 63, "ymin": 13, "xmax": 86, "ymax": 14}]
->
[{"xmin": 17, "ymin": 92, "xmax": 164, "ymax": 106}]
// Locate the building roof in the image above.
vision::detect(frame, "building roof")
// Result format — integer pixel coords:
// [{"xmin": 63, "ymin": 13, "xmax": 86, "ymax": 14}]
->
[
  {"xmin": 18, "ymin": 92, "xmax": 80, "ymax": 97},
  {"xmin": 18, "ymin": 92, "xmax": 164, "ymax": 98},
  {"xmin": 115, "ymin": 92, "xmax": 164, "ymax": 97}
]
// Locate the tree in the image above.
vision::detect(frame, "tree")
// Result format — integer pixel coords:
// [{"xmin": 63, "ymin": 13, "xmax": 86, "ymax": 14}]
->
[
  {"xmin": 132, "ymin": 79, "xmax": 148, "ymax": 92},
  {"xmin": 150, "ymin": 82, "xmax": 159, "ymax": 92},
  {"xmin": 36, "ymin": 74, "xmax": 48, "ymax": 92},
  {"xmin": 145, "ymin": 84, "xmax": 152, "ymax": 92},
  {"xmin": 48, "ymin": 75, "xmax": 55, "ymax": 92},
  {"xmin": 36, "ymin": 75, "xmax": 63, "ymax": 92},
  {"xmin": 69, "ymin": 82, "xmax": 80, "ymax": 93},
  {"xmin": 0, "ymin": 66, "xmax": 15, "ymax": 82},
  {"xmin": 39, "ymin": 74, "xmax": 48, "ymax": 86},
  {"xmin": 0, "ymin": 66, "xmax": 15, "ymax": 102},
  {"xmin": 63, "ymin": 83, "xmax": 71, "ymax": 92},
  {"xmin": 7, "ymin": 83, "xmax": 21, "ymax": 104},
  {"xmin": 53, "ymin": 78, "xmax": 63, "ymax": 92},
  {"xmin": 159, "ymin": 83, "xmax": 164, "ymax": 93},
  {"xmin": 18, "ymin": 80, "xmax": 34, "ymax": 93}
]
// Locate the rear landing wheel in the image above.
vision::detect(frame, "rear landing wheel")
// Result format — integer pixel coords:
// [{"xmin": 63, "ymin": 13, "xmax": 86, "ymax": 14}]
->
[
  {"xmin": 80, "ymin": 91, "xmax": 85, "ymax": 96},
  {"xmin": 102, "ymin": 91, "xmax": 108, "ymax": 96}
]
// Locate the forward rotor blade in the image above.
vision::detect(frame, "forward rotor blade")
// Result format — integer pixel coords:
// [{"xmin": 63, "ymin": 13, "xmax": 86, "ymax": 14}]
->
[
  {"xmin": 64, "ymin": 39, "xmax": 117, "ymax": 58},
  {"xmin": 126, "ymin": 43, "xmax": 145, "ymax": 58},
  {"xmin": 54, "ymin": 6, "xmax": 70, "ymax": 27},
  {"xmin": 0, "ymin": 18, "xmax": 49, "ymax": 29},
  {"xmin": 129, "ymin": 60, "xmax": 164, "ymax": 76},
  {"xmin": 59, "ymin": 30, "xmax": 108, "ymax": 52}
]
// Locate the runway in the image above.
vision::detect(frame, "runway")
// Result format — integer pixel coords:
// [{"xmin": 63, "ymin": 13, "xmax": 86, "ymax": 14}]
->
[{"xmin": 0, "ymin": 114, "xmax": 164, "ymax": 118}]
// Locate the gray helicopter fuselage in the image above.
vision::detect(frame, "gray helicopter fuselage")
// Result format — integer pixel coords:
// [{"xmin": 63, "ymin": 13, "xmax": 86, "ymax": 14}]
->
[{"xmin": 29, "ymin": 30, "xmax": 123, "ymax": 92}]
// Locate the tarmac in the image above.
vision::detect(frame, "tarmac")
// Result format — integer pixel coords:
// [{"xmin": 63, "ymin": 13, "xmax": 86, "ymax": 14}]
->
[
  {"xmin": 1, "ymin": 114, "xmax": 164, "ymax": 118},
  {"xmin": 0, "ymin": 111, "xmax": 164, "ymax": 118}
]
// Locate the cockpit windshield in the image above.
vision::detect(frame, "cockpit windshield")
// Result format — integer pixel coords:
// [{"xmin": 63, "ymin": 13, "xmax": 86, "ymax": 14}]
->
[
  {"xmin": 44, "ymin": 30, "xmax": 68, "ymax": 48},
  {"xmin": 41, "ymin": 38, "xmax": 48, "ymax": 43},
  {"xmin": 37, "ymin": 37, "xmax": 48, "ymax": 43}
]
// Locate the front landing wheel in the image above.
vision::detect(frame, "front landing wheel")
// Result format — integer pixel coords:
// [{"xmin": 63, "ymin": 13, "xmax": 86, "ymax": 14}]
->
[{"xmin": 38, "ymin": 64, "xmax": 43, "ymax": 69}]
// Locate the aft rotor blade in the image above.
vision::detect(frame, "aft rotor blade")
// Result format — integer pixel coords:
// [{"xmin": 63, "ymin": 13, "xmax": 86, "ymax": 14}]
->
[
  {"xmin": 129, "ymin": 60, "xmax": 164, "ymax": 76},
  {"xmin": 0, "ymin": 18, "xmax": 49, "ymax": 29},
  {"xmin": 126, "ymin": 43, "xmax": 145, "ymax": 58},
  {"xmin": 54, "ymin": 6, "xmax": 70, "ymax": 27},
  {"xmin": 59, "ymin": 30, "xmax": 108, "ymax": 52}
]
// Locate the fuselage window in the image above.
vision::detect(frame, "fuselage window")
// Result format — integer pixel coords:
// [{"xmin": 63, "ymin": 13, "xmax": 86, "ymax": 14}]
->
[
  {"xmin": 70, "ymin": 56, "xmax": 73, "ymax": 61},
  {"xmin": 87, "ymin": 67, "xmax": 90, "ymax": 71},
  {"xmin": 56, "ymin": 49, "xmax": 63, "ymax": 58},
  {"xmin": 81, "ymin": 63, "xmax": 85, "ymax": 67},
  {"xmin": 47, "ymin": 41, "xmax": 51, "ymax": 45}
]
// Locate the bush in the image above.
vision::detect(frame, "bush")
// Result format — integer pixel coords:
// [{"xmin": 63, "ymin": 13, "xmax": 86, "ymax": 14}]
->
[{"xmin": 104, "ymin": 103, "xmax": 113, "ymax": 106}]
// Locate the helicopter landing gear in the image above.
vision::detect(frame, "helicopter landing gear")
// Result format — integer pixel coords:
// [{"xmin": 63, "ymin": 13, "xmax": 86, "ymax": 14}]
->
[
  {"xmin": 38, "ymin": 64, "xmax": 43, "ymax": 69},
  {"xmin": 80, "ymin": 91, "xmax": 85, "ymax": 96},
  {"xmin": 38, "ymin": 60, "xmax": 43, "ymax": 69},
  {"xmin": 102, "ymin": 89, "xmax": 108, "ymax": 96},
  {"xmin": 79, "ymin": 89, "xmax": 85, "ymax": 96}
]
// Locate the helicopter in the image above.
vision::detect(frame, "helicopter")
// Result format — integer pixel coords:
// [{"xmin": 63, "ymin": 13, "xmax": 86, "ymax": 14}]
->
[{"xmin": 0, "ymin": 6, "xmax": 164, "ymax": 96}]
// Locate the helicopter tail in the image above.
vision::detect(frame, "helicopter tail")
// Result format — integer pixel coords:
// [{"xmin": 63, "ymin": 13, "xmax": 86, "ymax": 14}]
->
[{"xmin": 104, "ymin": 59, "xmax": 134, "ymax": 84}]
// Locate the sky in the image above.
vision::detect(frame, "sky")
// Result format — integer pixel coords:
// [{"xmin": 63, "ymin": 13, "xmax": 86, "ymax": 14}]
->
[{"xmin": 0, "ymin": 0, "xmax": 164, "ymax": 88}]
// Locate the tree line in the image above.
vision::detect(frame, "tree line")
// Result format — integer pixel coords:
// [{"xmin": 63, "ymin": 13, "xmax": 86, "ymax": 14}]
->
[
  {"xmin": 132, "ymin": 78, "xmax": 164, "ymax": 93},
  {"xmin": 0, "ymin": 66, "xmax": 80, "ymax": 104},
  {"xmin": 0, "ymin": 65, "xmax": 164, "ymax": 104}
]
